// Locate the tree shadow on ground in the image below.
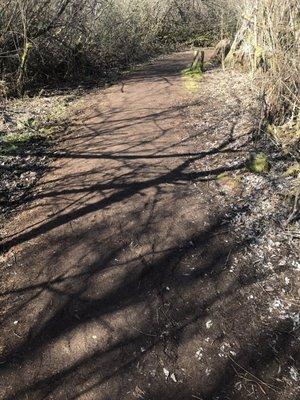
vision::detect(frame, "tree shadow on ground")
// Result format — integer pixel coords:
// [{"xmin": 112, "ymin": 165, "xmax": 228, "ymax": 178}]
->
[
  {"xmin": 1, "ymin": 52, "xmax": 295, "ymax": 400},
  {"xmin": 1, "ymin": 201, "xmax": 296, "ymax": 400}
]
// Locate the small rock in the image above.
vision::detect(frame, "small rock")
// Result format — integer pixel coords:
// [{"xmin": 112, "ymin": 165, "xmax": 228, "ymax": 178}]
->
[
  {"xmin": 206, "ymin": 320, "xmax": 213, "ymax": 329},
  {"xmin": 195, "ymin": 348, "xmax": 203, "ymax": 360},
  {"xmin": 265, "ymin": 286, "xmax": 274, "ymax": 292},
  {"xmin": 289, "ymin": 366, "xmax": 299, "ymax": 382},
  {"xmin": 163, "ymin": 368, "xmax": 170, "ymax": 379}
]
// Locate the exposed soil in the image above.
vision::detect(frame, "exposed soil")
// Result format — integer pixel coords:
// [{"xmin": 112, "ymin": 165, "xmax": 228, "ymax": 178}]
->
[{"xmin": 0, "ymin": 51, "xmax": 299, "ymax": 400}]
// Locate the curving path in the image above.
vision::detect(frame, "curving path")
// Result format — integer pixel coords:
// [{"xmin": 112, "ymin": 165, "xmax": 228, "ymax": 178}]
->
[{"xmin": 0, "ymin": 51, "xmax": 271, "ymax": 400}]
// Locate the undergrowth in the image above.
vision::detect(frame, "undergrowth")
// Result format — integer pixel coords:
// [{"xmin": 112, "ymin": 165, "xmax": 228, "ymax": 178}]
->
[{"xmin": 0, "ymin": 0, "xmax": 238, "ymax": 95}]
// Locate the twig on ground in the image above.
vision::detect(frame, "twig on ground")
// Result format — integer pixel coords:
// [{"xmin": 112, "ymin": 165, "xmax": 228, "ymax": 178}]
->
[
  {"xmin": 132, "ymin": 326, "xmax": 157, "ymax": 337},
  {"xmin": 229, "ymin": 355, "xmax": 278, "ymax": 392}
]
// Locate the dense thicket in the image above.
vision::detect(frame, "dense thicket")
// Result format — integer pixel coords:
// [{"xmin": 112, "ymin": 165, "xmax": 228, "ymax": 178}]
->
[
  {"xmin": 0, "ymin": 0, "xmax": 298, "ymax": 134},
  {"xmin": 229, "ymin": 0, "xmax": 299, "ymax": 130},
  {"xmin": 0, "ymin": 0, "xmax": 237, "ymax": 94}
]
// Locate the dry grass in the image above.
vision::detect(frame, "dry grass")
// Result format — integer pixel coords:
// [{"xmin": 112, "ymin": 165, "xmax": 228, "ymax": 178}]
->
[{"xmin": 229, "ymin": 0, "xmax": 299, "ymax": 151}]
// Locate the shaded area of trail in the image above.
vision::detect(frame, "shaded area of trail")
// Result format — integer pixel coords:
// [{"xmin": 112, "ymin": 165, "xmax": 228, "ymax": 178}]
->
[{"xmin": 0, "ymin": 51, "xmax": 297, "ymax": 400}]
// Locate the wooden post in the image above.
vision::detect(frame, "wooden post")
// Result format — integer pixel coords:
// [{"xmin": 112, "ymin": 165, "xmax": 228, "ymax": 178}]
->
[{"xmin": 191, "ymin": 50, "xmax": 205, "ymax": 72}]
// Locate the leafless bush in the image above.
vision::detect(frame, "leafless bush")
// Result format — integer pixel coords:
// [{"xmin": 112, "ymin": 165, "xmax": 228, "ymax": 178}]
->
[
  {"xmin": 0, "ymin": 0, "xmax": 238, "ymax": 94},
  {"xmin": 229, "ymin": 0, "xmax": 300, "ymax": 132}
]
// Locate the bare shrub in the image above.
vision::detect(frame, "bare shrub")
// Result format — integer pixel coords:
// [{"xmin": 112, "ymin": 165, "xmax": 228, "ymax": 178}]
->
[
  {"xmin": 229, "ymin": 0, "xmax": 300, "ymax": 132},
  {"xmin": 0, "ymin": 0, "xmax": 238, "ymax": 94}
]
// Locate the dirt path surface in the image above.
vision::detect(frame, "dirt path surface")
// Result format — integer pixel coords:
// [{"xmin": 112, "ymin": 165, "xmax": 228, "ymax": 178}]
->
[{"xmin": 0, "ymin": 51, "xmax": 299, "ymax": 400}]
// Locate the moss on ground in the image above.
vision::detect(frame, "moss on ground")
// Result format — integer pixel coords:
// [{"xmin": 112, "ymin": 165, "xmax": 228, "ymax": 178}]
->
[
  {"xmin": 216, "ymin": 172, "xmax": 242, "ymax": 192},
  {"xmin": 181, "ymin": 65, "xmax": 203, "ymax": 79},
  {"xmin": 181, "ymin": 65, "xmax": 202, "ymax": 93},
  {"xmin": 248, "ymin": 152, "xmax": 269, "ymax": 173}
]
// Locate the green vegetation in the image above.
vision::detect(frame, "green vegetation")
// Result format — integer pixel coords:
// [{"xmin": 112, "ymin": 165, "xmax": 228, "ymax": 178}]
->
[
  {"xmin": 0, "ymin": 122, "xmax": 53, "ymax": 155},
  {"xmin": 216, "ymin": 172, "xmax": 242, "ymax": 192},
  {"xmin": 181, "ymin": 68, "xmax": 202, "ymax": 93},
  {"xmin": 248, "ymin": 153, "xmax": 269, "ymax": 174},
  {"xmin": 182, "ymin": 65, "xmax": 202, "ymax": 79},
  {"xmin": 181, "ymin": 50, "xmax": 204, "ymax": 93}
]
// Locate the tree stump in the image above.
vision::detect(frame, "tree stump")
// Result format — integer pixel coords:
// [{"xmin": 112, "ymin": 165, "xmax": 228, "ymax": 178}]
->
[{"xmin": 190, "ymin": 50, "xmax": 205, "ymax": 72}]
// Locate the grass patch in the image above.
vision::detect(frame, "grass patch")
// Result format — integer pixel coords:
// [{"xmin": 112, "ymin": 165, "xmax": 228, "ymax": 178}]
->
[
  {"xmin": 0, "ymin": 93, "xmax": 74, "ymax": 157},
  {"xmin": 0, "ymin": 120, "xmax": 54, "ymax": 156}
]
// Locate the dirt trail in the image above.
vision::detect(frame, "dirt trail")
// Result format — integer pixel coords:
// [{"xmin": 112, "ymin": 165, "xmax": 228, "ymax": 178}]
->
[{"xmin": 0, "ymin": 51, "xmax": 296, "ymax": 400}]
